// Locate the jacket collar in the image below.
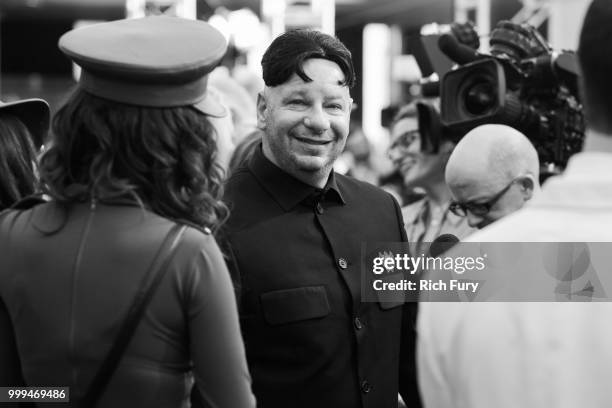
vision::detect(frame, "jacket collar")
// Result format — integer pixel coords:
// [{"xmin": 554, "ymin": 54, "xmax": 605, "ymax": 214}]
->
[{"xmin": 248, "ymin": 145, "xmax": 346, "ymax": 211}]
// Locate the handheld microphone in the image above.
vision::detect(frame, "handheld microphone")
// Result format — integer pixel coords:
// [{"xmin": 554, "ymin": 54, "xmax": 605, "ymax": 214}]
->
[
  {"xmin": 438, "ymin": 33, "xmax": 485, "ymax": 65},
  {"xmin": 429, "ymin": 233, "xmax": 460, "ymax": 257}
]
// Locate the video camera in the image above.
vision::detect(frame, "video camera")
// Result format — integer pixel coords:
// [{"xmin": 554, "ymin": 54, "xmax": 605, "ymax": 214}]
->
[{"xmin": 420, "ymin": 21, "xmax": 585, "ymax": 173}]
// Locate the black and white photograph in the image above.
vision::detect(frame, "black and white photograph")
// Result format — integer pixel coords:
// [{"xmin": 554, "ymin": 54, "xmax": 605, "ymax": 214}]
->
[{"xmin": 1, "ymin": 0, "xmax": 610, "ymax": 407}]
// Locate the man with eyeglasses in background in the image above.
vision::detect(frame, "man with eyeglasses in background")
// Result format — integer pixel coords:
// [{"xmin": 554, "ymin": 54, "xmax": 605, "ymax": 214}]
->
[
  {"xmin": 418, "ymin": 122, "xmax": 543, "ymax": 407},
  {"xmin": 388, "ymin": 101, "xmax": 475, "ymax": 257},
  {"xmin": 444, "ymin": 123, "xmax": 540, "ymax": 229}
]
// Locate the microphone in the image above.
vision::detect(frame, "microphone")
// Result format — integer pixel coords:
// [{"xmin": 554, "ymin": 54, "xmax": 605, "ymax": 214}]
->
[
  {"xmin": 438, "ymin": 33, "xmax": 485, "ymax": 65},
  {"xmin": 429, "ymin": 234, "xmax": 460, "ymax": 257}
]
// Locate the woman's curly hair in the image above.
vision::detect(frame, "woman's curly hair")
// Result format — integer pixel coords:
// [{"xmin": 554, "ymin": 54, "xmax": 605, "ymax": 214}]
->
[
  {"xmin": 0, "ymin": 113, "xmax": 39, "ymax": 210},
  {"xmin": 40, "ymin": 90, "xmax": 228, "ymax": 231}
]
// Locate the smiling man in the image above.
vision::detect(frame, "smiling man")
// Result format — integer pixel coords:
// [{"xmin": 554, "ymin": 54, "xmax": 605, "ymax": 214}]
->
[
  {"xmin": 445, "ymin": 124, "xmax": 540, "ymax": 229},
  {"xmin": 259, "ymin": 57, "xmax": 349, "ymax": 186},
  {"xmin": 222, "ymin": 30, "xmax": 421, "ymax": 408}
]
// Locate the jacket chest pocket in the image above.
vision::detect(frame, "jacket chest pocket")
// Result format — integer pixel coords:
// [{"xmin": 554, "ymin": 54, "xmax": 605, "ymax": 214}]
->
[{"xmin": 261, "ymin": 285, "xmax": 331, "ymax": 326}]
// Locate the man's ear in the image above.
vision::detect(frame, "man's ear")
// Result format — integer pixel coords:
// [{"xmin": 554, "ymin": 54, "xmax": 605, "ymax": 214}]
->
[
  {"xmin": 518, "ymin": 175, "xmax": 536, "ymax": 201},
  {"xmin": 440, "ymin": 141, "xmax": 456, "ymax": 161},
  {"xmin": 439, "ymin": 141, "xmax": 455, "ymax": 153},
  {"xmin": 257, "ymin": 92, "xmax": 268, "ymax": 130}
]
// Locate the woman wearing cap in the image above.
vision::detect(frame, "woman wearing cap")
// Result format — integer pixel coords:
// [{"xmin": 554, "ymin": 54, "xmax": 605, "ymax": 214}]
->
[
  {"xmin": 0, "ymin": 16, "xmax": 255, "ymax": 408},
  {"xmin": 0, "ymin": 98, "xmax": 49, "ymax": 210}
]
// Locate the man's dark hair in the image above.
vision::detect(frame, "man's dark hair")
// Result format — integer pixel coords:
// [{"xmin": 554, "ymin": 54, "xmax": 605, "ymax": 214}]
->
[
  {"xmin": 578, "ymin": 0, "xmax": 612, "ymax": 133},
  {"xmin": 40, "ymin": 90, "xmax": 228, "ymax": 231},
  {"xmin": 0, "ymin": 113, "xmax": 39, "ymax": 210},
  {"xmin": 261, "ymin": 29, "xmax": 355, "ymax": 88}
]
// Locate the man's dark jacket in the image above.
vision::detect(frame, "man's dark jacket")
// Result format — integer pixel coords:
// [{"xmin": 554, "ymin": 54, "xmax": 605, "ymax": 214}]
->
[{"xmin": 221, "ymin": 147, "xmax": 420, "ymax": 408}]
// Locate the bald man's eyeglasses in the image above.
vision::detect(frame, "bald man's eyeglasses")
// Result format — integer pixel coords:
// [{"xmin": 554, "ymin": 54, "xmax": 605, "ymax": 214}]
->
[{"xmin": 449, "ymin": 179, "xmax": 518, "ymax": 217}]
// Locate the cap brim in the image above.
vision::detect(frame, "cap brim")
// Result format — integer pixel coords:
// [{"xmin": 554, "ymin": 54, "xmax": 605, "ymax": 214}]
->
[
  {"xmin": 0, "ymin": 98, "xmax": 50, "ymax": 147},
  {"xmin": 192, "ymin": 91, "xmax": 227, "ymax": 118}
]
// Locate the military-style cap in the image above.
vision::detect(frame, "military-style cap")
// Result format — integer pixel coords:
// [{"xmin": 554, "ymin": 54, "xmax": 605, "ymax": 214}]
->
[
  {"xmin": 0, "ymin": 98, "xmax": 50, "ymax": 147},
  {"xmin": 58, "ymin": 16, "xmax": 228, "ymax": 117}
]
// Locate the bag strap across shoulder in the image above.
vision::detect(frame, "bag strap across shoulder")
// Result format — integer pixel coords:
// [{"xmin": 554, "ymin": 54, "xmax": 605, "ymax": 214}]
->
[{"xmin": 81, "ymin": 223, "xmax": 188, "ymax": 407}]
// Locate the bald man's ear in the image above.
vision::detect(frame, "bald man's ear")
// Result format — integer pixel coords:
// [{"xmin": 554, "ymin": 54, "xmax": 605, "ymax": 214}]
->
[
  {"xmin": 256, "ymin": 92, "xmax": 268, "ymax": 131},
  {"xmin": 517, "ymin": 175, "xmax": 536, "ymax": 202}
]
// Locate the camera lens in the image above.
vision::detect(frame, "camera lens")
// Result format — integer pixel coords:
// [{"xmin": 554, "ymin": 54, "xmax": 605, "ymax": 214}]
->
[
  {"xmin": 464, "ymin": 81, "xmax": 496, "ymax": 116},
  {"xmin": 440, "ymin": 59, "xmax": 505, "ymax": 126}
]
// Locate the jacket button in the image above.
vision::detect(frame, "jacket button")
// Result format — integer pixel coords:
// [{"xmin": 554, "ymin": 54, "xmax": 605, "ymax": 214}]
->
[
  {"xmin": 361, "ymin": 380, "xmax": 372, "ymax": 393},
  {"xmin": 338, "ymin": 258, "xmax": 348, "ymax": 269},
  {"xmin": 316, "ymin": 202, "xmax": 324, "ymax": 214},
  {"xmin": 354, "ymin": 317, "xmax": 363, "ymax": 330}
]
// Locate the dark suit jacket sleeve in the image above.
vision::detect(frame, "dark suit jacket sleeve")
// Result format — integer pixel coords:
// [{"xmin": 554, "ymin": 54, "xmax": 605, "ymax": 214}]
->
[
  {"xmin": 0, "ymin": 209, "xmax": 45, "ymax": 408},
  {"xmin": 390, "ymin": 195, "xmax": 422, "ymax": 407},
  {"xmin": 0, "ymin": 211, "xmax": 28, "ymax": 392},
  {"xmin": 0, "ymin": 297, "xmax": 35, "ymax": 408},
  {"xmin": 0, "ymin": 297, "xmax": 26, "ymax": 386},
  {"xmin": 217, "ymin": 228, "xmax": 243, "ymax": 305}
]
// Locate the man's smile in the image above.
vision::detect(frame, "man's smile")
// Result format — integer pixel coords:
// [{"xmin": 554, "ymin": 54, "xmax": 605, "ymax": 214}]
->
[{"xmin": 293, "ymin": 135, "xmax": 332, "ymax": 145}]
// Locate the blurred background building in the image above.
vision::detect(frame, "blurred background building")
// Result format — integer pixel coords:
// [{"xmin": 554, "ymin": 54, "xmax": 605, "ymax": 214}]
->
[{"xmin": 0, "ymin": 0, "xmax": 592, "ymax": 151}]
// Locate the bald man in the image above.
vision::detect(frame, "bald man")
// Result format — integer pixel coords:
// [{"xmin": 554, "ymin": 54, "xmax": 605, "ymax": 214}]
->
[{"xmin": 445, "ymin": 124, "xmax": 540, "ymax": 229}]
